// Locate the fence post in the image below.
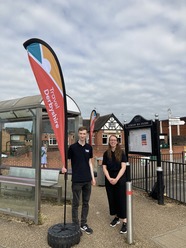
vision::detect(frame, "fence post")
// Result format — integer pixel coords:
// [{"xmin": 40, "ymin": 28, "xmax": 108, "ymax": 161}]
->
[
  {"xmin": 155, "ymin": 115, "xmax": 164, "ymax": 205},
  {"xmin": 126, "ymin": 162, "xmax": 133, "ymax": 244}
]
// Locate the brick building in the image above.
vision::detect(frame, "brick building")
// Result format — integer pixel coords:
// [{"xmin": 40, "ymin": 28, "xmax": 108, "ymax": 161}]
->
[{"xmin": 83, "ymin": 113, "xmax": 124, "ymax": 158}]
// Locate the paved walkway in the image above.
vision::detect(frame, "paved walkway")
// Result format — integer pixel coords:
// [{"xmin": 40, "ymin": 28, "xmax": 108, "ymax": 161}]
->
[
  {"xmin": 152, "ymin": 226, "xmax": 186, "ymax": 248},
  {"xmin": 0, "ymin": 186, "xmax": 186, "ymax": 247}
]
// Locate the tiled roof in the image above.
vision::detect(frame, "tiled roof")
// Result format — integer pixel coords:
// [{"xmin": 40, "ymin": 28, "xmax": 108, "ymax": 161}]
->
[
  {"xmin": 94, "ymin": 114, "xmax": 113, "ymax": 131},
  {"xmin": 5, "ymin": 127, "xmax": 30, "ymax": 135}
]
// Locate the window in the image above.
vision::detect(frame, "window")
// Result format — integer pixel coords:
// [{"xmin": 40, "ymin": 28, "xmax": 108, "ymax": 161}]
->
[
  {"xmin": 11, "ymin": 135, "xmax": 20, "ymax": 141},
  {"xmin": 102, "ymin": 134, "xmax": 108, "ymax": 145},
  {"xmin": 117, "ymin": 134, "xmax": 122, "ymax": 144},
  {"xmin": 49, "ymin": 137, "xmax": 58, "ymax": 145}
]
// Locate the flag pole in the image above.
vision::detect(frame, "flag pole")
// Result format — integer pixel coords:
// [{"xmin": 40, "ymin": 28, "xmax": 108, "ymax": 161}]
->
[{"xmin": 89, "ymin": 109, "xmax": 97, "ymax": 145}]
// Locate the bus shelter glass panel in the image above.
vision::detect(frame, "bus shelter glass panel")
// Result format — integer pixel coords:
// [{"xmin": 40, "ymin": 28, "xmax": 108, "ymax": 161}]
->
[
  {"xmin": 0, "ymin": 120, "xmax": 35, "ymax": 220},
  {"xmin": 2, "ymin": 121, "xmax": 33, "ymax": 160},
  {"xmin": 0, "ymin": 183, "xmax": 35, "ymax": 219}
]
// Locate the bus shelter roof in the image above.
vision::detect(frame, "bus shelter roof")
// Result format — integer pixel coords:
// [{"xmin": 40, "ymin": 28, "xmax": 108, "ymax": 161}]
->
[{"xmin": 0, "ymin": 94, "xmax": 81, "ymax": 121}]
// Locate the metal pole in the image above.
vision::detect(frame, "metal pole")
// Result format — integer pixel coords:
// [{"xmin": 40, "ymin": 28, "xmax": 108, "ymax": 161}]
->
[
  {"xmin": 126, "ymin": 162, "xmax": 131, "ymax": 182},
  {"xmin": 168, "ymin": 109, "xmax": 173, "ymax": 165},
  {"xmin": 155, "ymin": 115, "xmax": 164, "ymax": 205},
  {"xmin": 34, "ymin": 108, "xmax": 42, "ymax": 224},
  {"xmin": 168, "ymin": 120, "xmax": 173, "ymax": 164},
  {"xmin": 126, "ymin": 181, "xmax": 133, "ymax": 244},
  {"xmin": 177, "ymin": 124, "xmax": 180, "ymax": 136}
]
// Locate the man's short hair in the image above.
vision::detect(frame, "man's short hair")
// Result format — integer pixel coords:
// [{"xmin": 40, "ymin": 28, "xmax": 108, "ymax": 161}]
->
[{"xmin": 78, "ymin": 126, "xmax": 88, "ymax": 132}]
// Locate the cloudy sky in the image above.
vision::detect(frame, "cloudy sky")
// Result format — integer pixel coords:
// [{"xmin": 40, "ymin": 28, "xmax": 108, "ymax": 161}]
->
[{"xmin": 1, "ymin": 0, "xmax": 186, "ymax": 123}]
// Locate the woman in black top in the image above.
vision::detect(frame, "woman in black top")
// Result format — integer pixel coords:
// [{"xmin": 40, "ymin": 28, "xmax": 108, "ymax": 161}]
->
[{"xmin": 102, "ymin": 135, "xmax": 127, "ymax": 234}]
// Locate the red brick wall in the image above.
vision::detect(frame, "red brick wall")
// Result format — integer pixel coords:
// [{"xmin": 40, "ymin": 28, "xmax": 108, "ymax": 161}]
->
[
  {"xmin": 161, "ymin": 146, "xmax": 186, "ymax": 155},
  {"xmin": 1, "ymin": 150, "xmax": 63, "ymax": 168},
  {"xmin": 1, "ymin": 145, "xmax": 186, "ymax": 170}
]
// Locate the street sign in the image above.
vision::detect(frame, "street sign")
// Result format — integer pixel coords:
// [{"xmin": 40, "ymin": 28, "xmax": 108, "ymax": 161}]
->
[
  {"xmin": 179, "ymin": 121, "xmax": 185, "ymax": 125},
  {"xmin": 169, "ymin": 118, "xmax": 185, "ymax": 126}
]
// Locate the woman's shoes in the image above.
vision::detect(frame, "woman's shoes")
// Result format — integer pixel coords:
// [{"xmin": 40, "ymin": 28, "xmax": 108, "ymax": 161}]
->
[
  {"xmin": 120, "ymin": 222, "xmax": 127, "ymax": 234},
  {"xmin": 110, "ymin": 217, "xmax": 120, "ymax": 227}
]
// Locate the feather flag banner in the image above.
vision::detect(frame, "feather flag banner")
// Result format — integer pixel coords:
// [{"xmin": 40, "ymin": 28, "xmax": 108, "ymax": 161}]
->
[
  {"xmin": 23, "ymin": 38, "xmax": 67, "ymax": 168},
  {"xmin": 89, "ymin": 109, "xmax": 97, "ymax": 145}
]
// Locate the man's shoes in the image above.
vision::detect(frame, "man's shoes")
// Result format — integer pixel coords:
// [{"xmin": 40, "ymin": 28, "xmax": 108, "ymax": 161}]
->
[
  {"xmin": 80, "ymin": 224, "xmax": 93, "ymax": 234},
  {"xmin": 110, "ymin": 217, "xmax": 120, "ymax": 227},
  {"xmin": 120, "ymin": 222, "xmax": 127, "ymax": 234}
]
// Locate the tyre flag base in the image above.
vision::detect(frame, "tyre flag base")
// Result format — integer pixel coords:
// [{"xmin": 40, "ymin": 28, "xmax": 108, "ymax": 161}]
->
[
  {"xmin": 48, "ymin": 223, "xmax": 81, "ymax": 248},
  {"xmin": 47, "ymin": 175, "xmax": 82, "ymax": 247}
]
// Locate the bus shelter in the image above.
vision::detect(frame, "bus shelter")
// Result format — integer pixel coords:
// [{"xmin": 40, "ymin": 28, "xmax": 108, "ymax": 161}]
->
[{"xmin": 0, "ymin": 94, "xmax": 81, "ymax": 223}]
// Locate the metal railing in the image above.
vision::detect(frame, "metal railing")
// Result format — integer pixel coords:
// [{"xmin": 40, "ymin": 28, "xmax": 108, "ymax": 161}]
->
[{"xmin": 128, "ymin": 156, "xmax": 186, "ymax": 204}]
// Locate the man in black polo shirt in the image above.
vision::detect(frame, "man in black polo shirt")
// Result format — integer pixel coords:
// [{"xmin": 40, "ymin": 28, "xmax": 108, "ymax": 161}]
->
[{"xmin": 68, "ymin": 126, "xmax": 96, "ymax": 235}]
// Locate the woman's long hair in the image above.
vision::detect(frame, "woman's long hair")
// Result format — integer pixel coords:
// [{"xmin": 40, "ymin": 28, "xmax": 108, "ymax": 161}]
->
[{"xmin": 107, "ymin": 135, "xmax": 122, "ymax": 162}]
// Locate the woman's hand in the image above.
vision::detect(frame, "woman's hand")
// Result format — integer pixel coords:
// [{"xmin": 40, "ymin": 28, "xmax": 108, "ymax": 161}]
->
[{"xmin": 109, "ymin": 178, "xmax": 118, "ymax": 185}]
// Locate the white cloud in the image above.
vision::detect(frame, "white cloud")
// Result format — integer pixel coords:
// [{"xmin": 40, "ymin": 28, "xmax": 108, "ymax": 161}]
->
[{"xmin": 0, "ymin": 0, "xmax": 186, "ymax": 123}]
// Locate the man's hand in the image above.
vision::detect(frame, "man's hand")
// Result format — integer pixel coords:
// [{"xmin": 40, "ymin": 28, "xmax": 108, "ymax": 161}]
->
[
  {"xmin": 92, "ymin": 178, "xmax": 96, "ymax": 186},
  {"xmin": 62, "ymin": 167, "xmax": 67, "ymax": 174}
]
